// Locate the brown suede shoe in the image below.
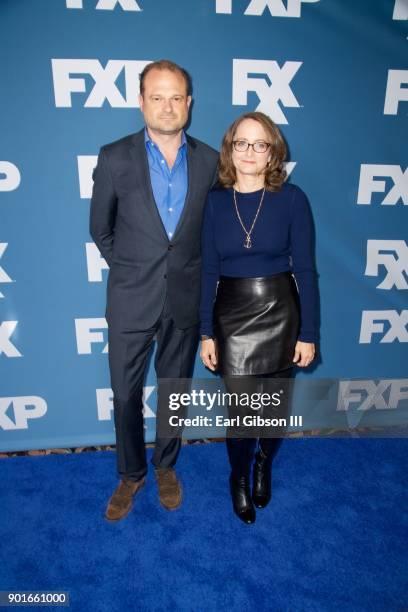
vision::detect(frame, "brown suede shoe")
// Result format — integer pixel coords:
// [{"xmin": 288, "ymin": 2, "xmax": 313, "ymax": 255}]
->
[
  {"xmin": 155, "ymin": 468, "xmax": 182, "ymax": 510},
  {"xmin": 105, "ymin": 478, "xmax": 145, "ymax": 522}
]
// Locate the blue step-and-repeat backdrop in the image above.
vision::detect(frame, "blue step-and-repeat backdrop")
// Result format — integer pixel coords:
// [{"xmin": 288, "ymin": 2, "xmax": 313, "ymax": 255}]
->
[{"xmin": 0, "ymin": 0, "xmax": 407, "ymax": 451}]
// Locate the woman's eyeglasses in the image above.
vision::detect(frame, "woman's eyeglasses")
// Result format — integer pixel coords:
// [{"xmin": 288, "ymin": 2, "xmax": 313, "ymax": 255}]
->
[{"xmin": 232, "ymin": 140, "xmax": 271, "ymax": 153}]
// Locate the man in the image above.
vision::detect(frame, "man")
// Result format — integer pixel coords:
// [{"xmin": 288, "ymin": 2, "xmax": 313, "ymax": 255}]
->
[{"xmin": 90, "ymin": 60, "xmax": 218, "ymax": 521}]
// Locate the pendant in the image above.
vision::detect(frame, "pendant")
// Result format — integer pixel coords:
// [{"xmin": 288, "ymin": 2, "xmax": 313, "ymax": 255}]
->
[{"xmin": 244, "ymin": 235, "xmax": 252, "ymax": 249}]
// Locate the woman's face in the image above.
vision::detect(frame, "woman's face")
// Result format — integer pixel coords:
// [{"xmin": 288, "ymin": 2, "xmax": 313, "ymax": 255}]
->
[{"xmin": 231, "ymin": 118, "xmax": 271, "ymax": 182}]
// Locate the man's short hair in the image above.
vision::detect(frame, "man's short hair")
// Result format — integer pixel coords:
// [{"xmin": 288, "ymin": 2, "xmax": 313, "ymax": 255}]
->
[{"xmin": 139, "ymin": 59, "xmax": 192, "ymax": 96}]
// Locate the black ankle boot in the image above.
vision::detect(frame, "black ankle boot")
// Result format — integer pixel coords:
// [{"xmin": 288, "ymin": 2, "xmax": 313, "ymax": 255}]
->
[
  {"xmin": 229, "ymin": 474, "xmax": 256, "ymax": 524},
  {"xmin": 252, "ymin": 449, "xmax": 272, "ymax": 508}
]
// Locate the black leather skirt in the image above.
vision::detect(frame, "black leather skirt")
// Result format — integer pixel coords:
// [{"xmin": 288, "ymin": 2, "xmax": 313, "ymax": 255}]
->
[{"xmin": 214, "ymin": 272, "xmax": 300, "ymax": 375}]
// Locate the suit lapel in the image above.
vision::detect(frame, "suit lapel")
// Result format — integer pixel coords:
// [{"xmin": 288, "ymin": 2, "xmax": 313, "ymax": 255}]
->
[
  {"xmin": 129, "ymin": 130, "xmax": 169, "ymax": 241},
  {"xmin": 172, "ymin": 135, "xmax": 198, "ymax": 240}
]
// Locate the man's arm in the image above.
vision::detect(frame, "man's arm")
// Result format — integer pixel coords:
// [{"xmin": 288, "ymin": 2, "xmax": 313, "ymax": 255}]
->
[
  {"xmin": 89, "ymin": 147, "xmax": 117, "ymax": 267},
  {"xmin": 210, "ymin": 161, "xmax": 219, "ymax": 189}
]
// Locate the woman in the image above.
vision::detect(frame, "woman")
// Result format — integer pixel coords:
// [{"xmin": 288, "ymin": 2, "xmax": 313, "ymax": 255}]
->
[{"xmin": 199, "ymin": 112, "xmax": 318, "ymax": 524}]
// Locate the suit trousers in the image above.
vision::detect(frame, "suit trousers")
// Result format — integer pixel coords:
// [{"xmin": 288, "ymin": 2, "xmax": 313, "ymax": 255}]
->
[{"xmin": 108, "ymin": 296, "xmax": 198, "ymax": 482}]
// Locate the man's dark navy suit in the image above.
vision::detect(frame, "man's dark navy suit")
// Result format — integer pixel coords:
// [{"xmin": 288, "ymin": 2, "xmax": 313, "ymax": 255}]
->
[{"xmin": 90, "ymin": 129, "xmax": 218, "ymax": 481}]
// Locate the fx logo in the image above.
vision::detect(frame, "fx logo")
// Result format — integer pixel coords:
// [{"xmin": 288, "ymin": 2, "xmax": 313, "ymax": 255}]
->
[
  {"xmin": 233, "ymin": 59, "xmax": 302, "ymax": 124},
  {"xmin": 0, "ymin": 396, "xmax": 47, "ymax": 430},
  {"xmin": 215, "ymin": 0, "xmax": 319, "ymax": 17},
  {"xmin": 0, "ymin": 162, "xmax": 21, "ymax": 192},
  {"xmin": 96, "ymin": 387, "xmax": 155, "ymax": 420},
  {"xmin": 51, "ymin": 59, "xmax": 151, "ymax": 108},
  {"xmin": 284, "ymin": 161, "xmax": 296, "ymax": 178},
  {"xmin": 384, "ymin": 70, "xmax": 408, "ymax": 115},
  {"xmin": 393, "ymin": 0, "xmax": 408, "ymax": 19},
  {"xmin": 365, "ymin": 240, "xmax": 408, "ymax": 290},
  {"xmin": 65, "ymin": 0, "xmax": 141, "ymax": 9},
  {"xmin": 357, "ymin": 165, "xmax": 407, "ymax": 205},
  {"xmin": 86, "ymin": 243, "xmax": 109, "ymax": 282},
  {"xmin": 359, "ymin": 310, "xmax": 408, "ymax": 343},
  {"xmin": 0, "ymin": 244, "xmax": 14, "ymax": 298},
  {"xmin": 0, "ymin": 321, "xmax": 22, "ymax": 357},
  {"xmin": 75, "ymin": 318, "xmax": 108, "ymax": 354},
  {"xmin": 337, "ymin": 380, "xmax": 408, "ymax": 411},
  {"xmin": 77, "ymin": 155, "xmax": 97, "ymax": 198}
]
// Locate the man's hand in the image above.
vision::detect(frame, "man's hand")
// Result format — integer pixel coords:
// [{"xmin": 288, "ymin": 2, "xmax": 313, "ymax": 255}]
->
[
  {"xmin": 200, "ymin": 339, "xmax": 218, "ymax": 371},
  {"xmin": 293, "ymin": 341, "xmax": 315, "ymax": 368}
]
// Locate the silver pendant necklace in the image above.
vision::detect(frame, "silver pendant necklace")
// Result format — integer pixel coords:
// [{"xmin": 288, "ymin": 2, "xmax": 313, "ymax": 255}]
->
[{"xmin": 233, "ymin": 187, "xmax": 266, "ymax": 249}]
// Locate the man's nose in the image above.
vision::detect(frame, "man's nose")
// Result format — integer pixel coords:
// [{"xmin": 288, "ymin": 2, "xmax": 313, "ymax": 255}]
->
[{"xmin": 163, "ymin": 98, "xmax": 173, "ymax": 112}]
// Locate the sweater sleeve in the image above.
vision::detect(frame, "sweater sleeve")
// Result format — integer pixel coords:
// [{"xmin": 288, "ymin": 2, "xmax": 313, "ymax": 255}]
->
[
  {"xmin": 199, "ymin": 193, "xmax": 220, "ymax": 336},
  {"xmin": 289, "ymin": 186, "xmax": 319, "ymax": 343}
]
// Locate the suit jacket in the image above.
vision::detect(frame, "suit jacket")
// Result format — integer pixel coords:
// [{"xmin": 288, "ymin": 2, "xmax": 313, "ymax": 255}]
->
[{"xmin": 90, "ymin": 129, "xmax": 219, "ymax": 330}]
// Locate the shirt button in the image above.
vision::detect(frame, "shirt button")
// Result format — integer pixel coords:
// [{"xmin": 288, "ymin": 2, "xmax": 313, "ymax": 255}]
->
[
  {"xmin": 161, "ymin": 159, "xmax": 165, "ymax": 164},
  {"xmin": 168, "ymin": 207, "xmax": 173, "ymax": 212},
  {"xmin": 169, "ymin": 183, "xmax": 172, "ymax": 187}
]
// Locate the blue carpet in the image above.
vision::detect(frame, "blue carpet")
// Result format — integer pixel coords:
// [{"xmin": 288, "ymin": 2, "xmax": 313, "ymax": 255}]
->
[{"xmin": 1, "ymin": 439, "xmax": 407, "ymax": 611}]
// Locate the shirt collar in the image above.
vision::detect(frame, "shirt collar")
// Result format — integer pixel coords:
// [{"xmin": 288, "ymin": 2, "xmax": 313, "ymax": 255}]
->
[{"xmin": 144, "ymin": 128, "xmax": 187, "ymax": 151}]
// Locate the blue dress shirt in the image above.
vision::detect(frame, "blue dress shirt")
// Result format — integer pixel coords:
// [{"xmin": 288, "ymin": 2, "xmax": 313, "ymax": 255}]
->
[{"xmin": 145, "ymin": 128, "xmax": 188, "ymax": 240}]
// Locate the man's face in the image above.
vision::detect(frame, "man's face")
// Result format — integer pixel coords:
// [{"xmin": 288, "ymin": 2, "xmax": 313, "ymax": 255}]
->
[{"xmin": 139, "ymin": 68, "xmax": 191, "ymax": 136}]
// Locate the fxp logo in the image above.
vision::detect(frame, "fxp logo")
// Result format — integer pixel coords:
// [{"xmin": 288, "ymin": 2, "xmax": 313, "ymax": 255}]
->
[
  {"xmin": 216, "ymin": 0, "xmax": 319, "ymax": 17},
  {"xmin": 65, "ymin": 0, "xmax": 142, "ymax": 10},
  {"xmin": 51, "ymin": 59, "xmax": 151, "ymax": 108},
  {"xmin": 337, "ymin": 380, "xmax": 408, "ymax": 411},
  {"xmin": 0, "ymin": 397, "xmax": 47, "ymax": 430}
]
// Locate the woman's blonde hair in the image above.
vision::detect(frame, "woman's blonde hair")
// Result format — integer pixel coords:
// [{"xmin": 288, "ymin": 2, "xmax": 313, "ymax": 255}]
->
[{"xmin": 218, "ymin": 111, "xmax": 287, "ymax": 191}]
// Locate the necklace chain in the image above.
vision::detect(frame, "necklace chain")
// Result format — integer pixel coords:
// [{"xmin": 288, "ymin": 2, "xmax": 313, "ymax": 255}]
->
[{"xmin": 233, "ymin": 187, "xmax": 265, "ymax": 249}]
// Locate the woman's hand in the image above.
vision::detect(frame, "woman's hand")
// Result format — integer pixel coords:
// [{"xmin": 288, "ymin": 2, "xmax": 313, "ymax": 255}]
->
[
  {"xmin": 293, "ymin": 341, "xmax": 315, "ymax": 368},
  {"xmin": 200, "ymin": 339, "xmax": 218, "ymax": 371}
]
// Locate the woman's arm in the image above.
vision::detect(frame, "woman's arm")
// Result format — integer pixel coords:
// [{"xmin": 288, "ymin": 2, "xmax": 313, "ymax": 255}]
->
[{"xmin": 289, "ymin": 185, "xmax": 319, "ymax": 366}]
